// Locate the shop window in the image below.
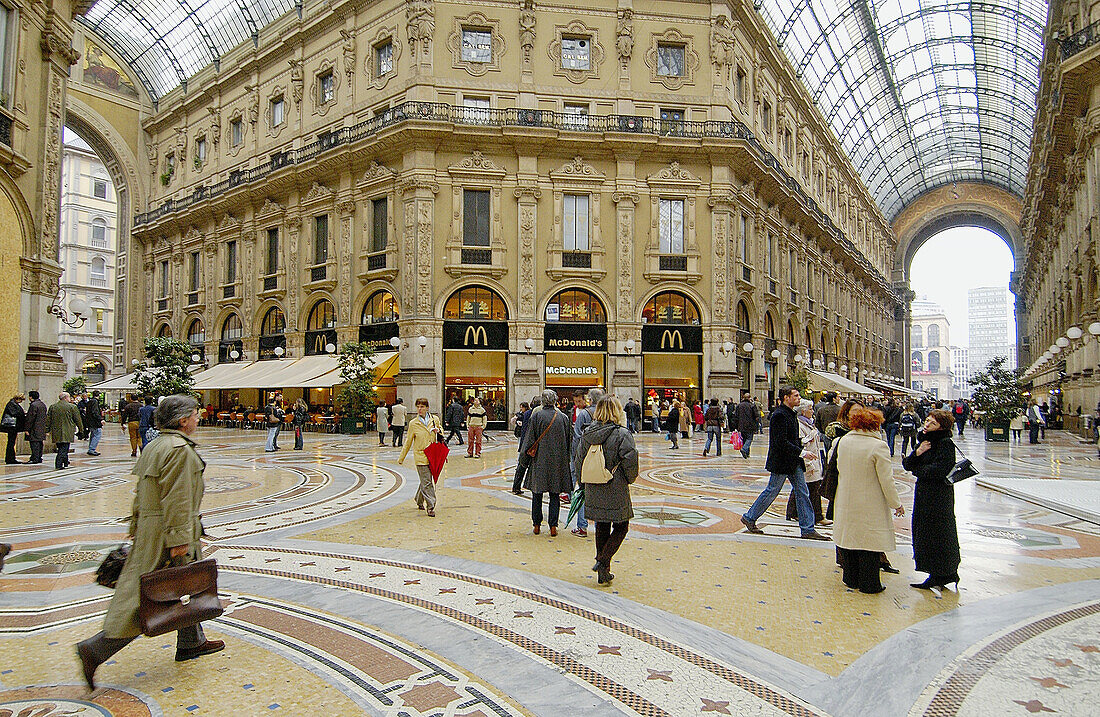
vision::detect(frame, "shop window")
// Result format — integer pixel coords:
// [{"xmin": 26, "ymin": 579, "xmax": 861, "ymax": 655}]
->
[
  {"xmin": 222, "ymin": 314, "xmax": 243, "ymax": 341},
  {"xmin": 561, "ymin": 36, "xmax": 590, "ymax": 70},
  {"xmin": 658, "ymin": 199, "xmax": 684, "ymax": 254},
  {"xmin": 231, "ymin": 117, "xmax": 243, "ymax": 147},
  {"xmin": 271, "ymin": 96, "xmax": 285, "ymax": 127},
  {"xmin": 91, "ymin": 219, "xmax": 108, "ymax": 248},
  {"xmin": 93, "ymin": 178, "xmax": 108, "ymax": 199},
  {"xmin": 444, "ymin": 285, "xmax": 508, "ymax": 321},
  {"xmin": 562, "ymin": 194, "xmax": 589, "ymax": 251},
  {"xmin": 187, "ymin": 319, "xmax": 205, "ymax": 347},
  {"xmin": 376, "ymin": 41, "xmax": 394, "ymax": 77},
  {"xmin": 266, "ymin": 227, "xmax": 279, "ymax": 274},
  {"xmin": 642, "ymin": 291, "xmax": 700, "ymax": 324},
  {"xmin": 462, "ymin": 189, "xmax": 491, "ymax": 247},
  {"xmin": 371, "ymin": 198, "xmax": 387, "ymax": 253},
  {"xmin": 361, "ymin": 290, "xmax": 399, "ymax": 324},
  {"xmin": 261, "ymin": 307, "xmax": 286, "ymax": 336},
  {"xmin": 81, "ymin": 359, "xmax": 106, "ymax": 384},
  {"xmin": 656, "ymin": 43, "xmax": 685, "ymax": 76},
  {"xmin": 461, "ymin": 28, "xmax": 492, "ymax": 63},
  {"xmin": 546, "ymin": 288, "xmax": 605, "ymax": 322},
  {"xmin": 313, "ymin": 215, "xmax": 328, "ymax": 265},
  {"xmin": 318, "ymin": 71, "xmax": 334, "ymax": 104},
  {"xmin": 307, "ymin": 300, "xmax": 336, "ymax": 330}
]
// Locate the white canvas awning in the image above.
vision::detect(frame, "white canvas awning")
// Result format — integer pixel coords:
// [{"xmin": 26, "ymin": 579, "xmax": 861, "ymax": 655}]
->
[
  {"xmin": 808, "ymin": 370, "xmax": 882, "ymax": 397},
  {"xmin": 88, "ymin": 372, "xmax": 140, "ymax": 391},
  {"xmin": 865, "ymin": 378, "xmax": 927, "ymax": 399}
]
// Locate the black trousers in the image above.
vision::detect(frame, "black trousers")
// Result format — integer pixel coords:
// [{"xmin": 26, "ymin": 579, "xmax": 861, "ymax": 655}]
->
[
  {"xmin": 55, "ymin": 442, "xmax": 70, "ymax": 469},
  {"xmin": 29, "ymin": 440, "xmax": 42, "ymax": 463},
  {"xmin": 391, "ymin": 425, "xmax": 405, "ymax": 446},
  {"xmin": 531, "ymin": 492, "xmax": 561, "ymax": 527},
  {"xmin": 1029, "ymin": 424, "xmax": 1041, "ymax": 443},
  {"xmin": 512, "ymin": 457, "xmax": 528, "ymax": 492},
  {"xmin": 595, "ymin": 521, "xmax": 629, "ymax": 565},
  {"xmin": 837, "ymin": 547, "xmax": 883, "ymax": 593},
  {"xmin": 445, "ymin": 427, "xmax": 464, "ymax": 444},
  {"xmin": 4, "ymin": 430, "xmax": 17, "ymax": 463}
]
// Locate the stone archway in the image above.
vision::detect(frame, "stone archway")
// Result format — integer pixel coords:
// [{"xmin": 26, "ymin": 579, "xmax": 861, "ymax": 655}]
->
[{"xmin": 889, "ymin": 183, "xmax": 1024, "ymax": 384}]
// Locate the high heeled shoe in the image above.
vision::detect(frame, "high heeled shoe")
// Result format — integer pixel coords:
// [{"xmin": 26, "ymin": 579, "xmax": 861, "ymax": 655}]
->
[{"xmin": 910, "ymin": 576, "xmax": 938, "ymax": 590}]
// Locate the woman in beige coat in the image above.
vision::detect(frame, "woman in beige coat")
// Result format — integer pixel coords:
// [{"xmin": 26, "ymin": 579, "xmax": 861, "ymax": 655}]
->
[
  {"xmin": 398, "ymin": 398, "xmax": 444, "ymax": 516},
  {"xmin": 77, "ymin": 395, "xmax": 223, "ymax": 690},
  {"xmin": 832, "ymin": 406, "xmax": 905, "ymax": 594}
]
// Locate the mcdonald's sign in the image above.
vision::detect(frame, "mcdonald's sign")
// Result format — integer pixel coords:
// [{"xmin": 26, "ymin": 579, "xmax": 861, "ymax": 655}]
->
[
  {"xmin": 642, "ymin": 324, "xmax": 702, "ymax": 353},
  {"xmin": 443, "ymin": 320, "xmax": 508, "ymax": 350}
]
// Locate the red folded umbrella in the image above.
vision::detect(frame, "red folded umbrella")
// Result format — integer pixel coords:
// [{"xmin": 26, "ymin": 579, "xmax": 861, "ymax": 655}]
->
[{"xmin": 424, "ymin": 440, "xmax": 449, "ymax": 483}]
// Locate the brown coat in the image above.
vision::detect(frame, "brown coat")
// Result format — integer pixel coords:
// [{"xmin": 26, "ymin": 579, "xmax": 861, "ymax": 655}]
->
[{"xmin": 831, "ymin": 430, "xmax": 901, "ymax": 553}]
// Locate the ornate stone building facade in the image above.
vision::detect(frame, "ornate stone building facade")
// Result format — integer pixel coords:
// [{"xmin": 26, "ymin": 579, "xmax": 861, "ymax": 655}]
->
[
  {"xmin": 1018, "ymin": 0, "xmax": 1100, "ymax": 414},
  {"xmin": 127, "ymin": 0, "xmax": 900, "ymax": 414}
]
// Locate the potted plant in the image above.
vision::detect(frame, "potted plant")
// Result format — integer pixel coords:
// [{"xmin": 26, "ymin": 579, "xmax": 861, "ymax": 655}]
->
[
  {"xmin": 969, "ymin": 356, "xmax": 1022, "ymax": 442},
  {"xmin": 784, "ymin": 363, "xmax": 810, "ymax": 396},
  {"xmin": 63, "ymin": 375, "xmax": 88, "ymax": 397},
  {"xmin": 133, "ymin": 337, "xmax": 198, "ymax": 399},
  {"xmin": 336, "ymin": 342, "xmax": 379, "ymax": 434}
]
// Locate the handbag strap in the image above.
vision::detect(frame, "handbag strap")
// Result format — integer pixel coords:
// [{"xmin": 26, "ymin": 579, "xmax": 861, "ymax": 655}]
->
[{"xmin": 528, "ymin": 412, "xmax": 557, "ymax": 452}]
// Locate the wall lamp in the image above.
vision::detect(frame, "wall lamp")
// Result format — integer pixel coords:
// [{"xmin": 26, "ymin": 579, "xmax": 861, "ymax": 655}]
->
[
  {"xmin": 742, "ymin": 342, "xmax": 754, "ymax": 354},
  {"xmin": 49, "ymin": 288, "xmax": 90, "ymax": 329},
  {"xmin": 719, "ymin": 341, "xmax": 734, "ymax": 356},
  {"xmin": 417, "ymin": 335, "xmax": 428, "ymax": 350},
  {"xmin": 624, "ymin": 338, "xmax": 636, "ymax": 354},
  {"xmin": 389, "ymin": 336, "xmax": 401, "ymax": 349},
  {"xmin": 524, "ymin": 337, "xmax": 535, "ymax": 353}
]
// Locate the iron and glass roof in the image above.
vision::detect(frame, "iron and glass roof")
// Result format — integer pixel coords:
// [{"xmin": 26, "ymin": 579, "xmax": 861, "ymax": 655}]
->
[
  {"xmin": 755, "ymin": 0, "xmax": 1047, "ymax": 221},
  {"xmin": 78, "ymin": 0, "xmax": 297, "ymax": 100}
]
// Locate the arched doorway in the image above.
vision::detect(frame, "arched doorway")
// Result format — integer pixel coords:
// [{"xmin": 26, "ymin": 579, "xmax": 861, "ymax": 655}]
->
[
  {"xmin": 358, "ymin": 289, "xmax": 401, "ymax": 404},
  {"xmin": 186, "ymin": 319, "xmax": 205, "ymax": 363},
  {"xmin": 544, "ymin": 287, "xmax": 608, "ymax": 402},
  {"xmin": 641, "ymin": 291, "xmax": 703, "ymax": 407},
  {"xmin": 442, "ymin": 285, "xmax": 509, "ymax": 426}
]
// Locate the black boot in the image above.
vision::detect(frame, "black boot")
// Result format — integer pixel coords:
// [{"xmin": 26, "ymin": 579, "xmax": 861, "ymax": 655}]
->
[{"xmin": 597, "ymin": 563, "xmax": 614, "ymax": 585}]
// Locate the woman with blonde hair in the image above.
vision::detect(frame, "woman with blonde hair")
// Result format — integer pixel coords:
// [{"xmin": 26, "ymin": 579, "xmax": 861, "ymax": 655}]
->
[{"xmin": 573, "ymin": 396, "xmax": 639, "ymax": 585}]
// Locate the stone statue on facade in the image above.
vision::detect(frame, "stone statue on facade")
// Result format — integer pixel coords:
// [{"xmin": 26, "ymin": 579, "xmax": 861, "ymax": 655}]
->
[
  {"xmin": 710, "ymin": 15, "xmax": 735, "ymax": 71},
  {"xmin": 519, "ymin": 0, "xmax": 536, "ymax": 62},
  {"xmin": 289, "ymin": 60, "xmax": 304, "ymax": 108},
  {"xmin": 616, "ymin": 8, "xmax": 634, "ymax": 69},
  {"xmin": 341, "ymin": 29, "xmax": 356, "ymax": 84},
  {"xmin": 208, "ymin": 107, "xmax": 221, "ymax": 149}
]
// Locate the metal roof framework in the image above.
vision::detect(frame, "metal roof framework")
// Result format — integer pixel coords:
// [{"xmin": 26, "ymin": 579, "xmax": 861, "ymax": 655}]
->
[{"xmin": 756, "ymin": 0, "xmax": 1047, "ymax": 221}]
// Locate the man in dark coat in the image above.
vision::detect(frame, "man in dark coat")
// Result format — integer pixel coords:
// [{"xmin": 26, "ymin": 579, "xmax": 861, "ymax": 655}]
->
[
  {"xmin": 733, "ymin": 392, "xmax": 760, "ymax": 458},
  {"xmin": 511, "ymin": 395, "xmax": 538, "ymax": 495},
  {"xmin": 24, "ymin": 391, "xmax": 47, "ymax": 464},
  {"xmin": 624, "ymin": 398, "xmax": 642, "ymax": 433},
  {"xmin": 740, "ymin": 386, "xmax": 829, "ymax": 540},
  {"xmin": 443, "ymin": 396, "xmax": 465, "ymax": 445},
  {"xmin": 814, "ymin": 392, "xmax": 840, "ymax": 433},
  {"xmin": 517, "ymin": 390, "xmax": 573, "ymax": 535},
  {"xmin": 952, "ymin": 400, "xmax": 969, "ymax": 437},
  {"xmin": 725, "ymin": 397, "xmax": 737, "ymax": 432},
  {"xmin": 85, "ymin": 391, "xmax": 104, "ymax": 456}
]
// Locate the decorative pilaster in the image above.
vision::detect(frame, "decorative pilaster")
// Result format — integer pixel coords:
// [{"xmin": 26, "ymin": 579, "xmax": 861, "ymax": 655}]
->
[
  {"xmin": 612, "ymin": 191, "xmax": 639, "ymax": 323},
  {"xmin": 708, "ymin": 193, "xmax": 736, "ymax": 324},
  {"xmin": 514, "ymin": 183, "xmax": 541, "ymax": 319},
  {"xmin": 400, "ymin": 175, "xmax": 439, "ymax": 317},
  {"xmin": 285, "ymin": 216, "xmax": 302, "ymax": 327},
  {"xmin": 337, "ymin": 198, "xmax": 355, "ymax": 325}
]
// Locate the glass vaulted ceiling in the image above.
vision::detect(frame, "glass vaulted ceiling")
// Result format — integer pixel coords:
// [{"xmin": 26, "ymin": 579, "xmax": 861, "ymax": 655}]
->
[
  {"xmin": 756, "ymin": 0, "xmax": 1047, "ymax": 221},
  {"xmin": 78, "ymin": 0, "xmax": 298, "ymax": 100}
]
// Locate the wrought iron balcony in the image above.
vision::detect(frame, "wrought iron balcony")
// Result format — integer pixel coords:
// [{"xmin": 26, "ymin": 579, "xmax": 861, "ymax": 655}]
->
[
  {"xmin": 561, "ymin": 251, "xmax": 592, "ymax": 268},
  {"xmin": 658, "ymin": 254, "xmax": 687, "ymax": 272},
  {"xmin": 461, "ymin": 247, "xmax": 492, "ymax": 265},
  {"xmin": 310, "ymin": 265, "xmax": 327, "ymax": 282},
  {"xmin": 1061, "ymin": 20, "xmax": 1100, "ymax": 61},
  {"xmin": 366, "ymin": 252, "xmax": 387, "ymax": 271}
]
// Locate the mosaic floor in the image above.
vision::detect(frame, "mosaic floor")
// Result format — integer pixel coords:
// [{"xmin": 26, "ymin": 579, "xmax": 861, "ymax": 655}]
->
[{"xmin": 2, "ymin": 424, "xmax": 1098, "ymax": 716}]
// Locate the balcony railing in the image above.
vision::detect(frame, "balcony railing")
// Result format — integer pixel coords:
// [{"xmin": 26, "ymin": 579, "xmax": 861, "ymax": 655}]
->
[
  {"xmin": 90, "ymin": 276, "xmax": 108, "ymax": 288},
  {"xmin": 366, "ymin": 252, "xmax": 387, "ymax": 271},
  {"xmin": 658, "ymin": 254, "xmax": 687, "ymax": 271},
  {"xmin": 1061, "ymin": 20, "xmax": 1100, "ymax": 61},
  {"xmin": 461, "ymin": 247, "xmax": 492, "ymax": 265},
  {"xmin": 310, "ymin": 265, "xmax": 327, "ymax": 282},
  {"xmin": 263, "ymin": 275, "xmax": 277, "ymax": 291},
  {"xmin": 186, "ymin": 291, "xmax": 198, "ymax": 305},
  {"xmin": 223, "ymin": 284, "xmax": 236, "ymax": 298},
  {"xmin": 561, "ymin": 251, "xmax": 592, "ymax": 268},
  {"xmin": 156, "ymin": 298, "xmax": 168, "ymax": 312},
  {"xmin": 130, "ymin": 101, "xmax": 894, "ymax": 299}
]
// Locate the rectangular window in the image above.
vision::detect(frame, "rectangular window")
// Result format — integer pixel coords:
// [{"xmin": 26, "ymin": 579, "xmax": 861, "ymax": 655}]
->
[
  {"xmin": 0, "ymin": 5, "xmax": 8, "ymax": 106},
  {"xmin": 739, "ymin": 214, "xmax": 748, "ymax": 262},
  {"xmin": 562, "ymin": 194, "xmax": 590, "ymax": 251},
  {"xmin": 807, "ymin": 263, "xmax": 813, "ymax": 294},
  {"xmin": 371, "ymin": 198, "xmax": 388, "ymax": 253},
  {"xmin": 93, "ymin": 179, "xmax": 108, "ymax": 199},
  {"xmin": 462, "ymin": 189, "xmax": 491, "ymax": 247},
  {"xmin": 226, "ymin": 241, "xmax": 237, "ymax": 285},
  {"xmin": 313, "ymin": 215, "xmax": 328, "ymax": 265},
  {"xmin": 656, "ymin": 44, "xmax": 685, "ymax": 76},
  {"xmin": 196, "ymin": 136, "xmax": 207, "ymax": 163},
  {"xmin": 789, "ymin": 248, "xmax": 797, "ymax": 279},
  {"xmin": 376, "ymin": 41, "xmax": 393, "ymax": 76},
  {"xmin": 95, "ymin": 308, "xmax": 105, "ymax": 334},
  {"xmin": 159, "ymin": 260, "xmax": 169, "ymax": 297},
  {"xmin": 91, "ymin": 222, "xmax": 107, "ymax": 248},
  {"xmin": 461, "ymin": 29, "xmax": 492, "ymax": 63},
  {"xmin": 271, "ymin": 96, "xmax": 285, "ymax": 126},
  {"xmin": 658, "ymin": 198, "xmax": 684, "ymax": 254},
  {"xmin": 266, "ymin": 227, "xmax": 279, "ymax": 274},
  {"xmin": 189, "ymin": 251, "xmax": 200, "ymax": 291},
  {"xmin": 736, "ymin": 66, "xmax": 746, "ymax": 104},
  {"xmin": 318, "ymin": 71, "xmax": 334, "ymax": 104},
  {"xmin": 762, "ymin": 100, "xmax": 772, "ymax": 138},
  {"xmin": 231, "ymin": 118, "xmax": 243, "ymax": 147},
  {"xmin": 462, "ymin": 96, "xmax": 490, "ymax": 125},
  {"xmin": 561, "ymin": 37, "xmax": 590, "ymax": 70},
  {"xmin": 563, "ymin": 103, "xmax": 589, "ymax": 129}
]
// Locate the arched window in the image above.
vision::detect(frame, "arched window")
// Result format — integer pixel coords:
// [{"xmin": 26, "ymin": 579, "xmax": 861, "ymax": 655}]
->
[
  {"xmin": 81, "ymin": 359, "xmax": 106, "ymax": 384},
  {"xmin": 927, "ymin": 324, "xmax": 940, "ymax": 347},
  {"xmin": 546, "ymin": 288, "xmax": 606, "ymax": 322},
  {"xmin": 911, "ymin": 351, "xmax": 924, "ymax": 372},
  {"xmin": 928, "ymin": 350, "xmax": 941, "ymax": 373},
  {"xmin": 643, "ymin": 291, "xmax": 701, "ymax": 325},
  {"xmin": 911, "ymin": 325, "xmax": 923, "ymax": 348},
  {"xmin": 735, "ymin": 302, "xmax": 751, "ymax": 331},
  {"xmin": 307, "ymin": 300, "xmax": 336, "ymax": 331},
  {"xmin": 444, "ymin": 285, "xmax": 508, "ymax": 321},
  {"xmin": 187, "ymin": 320, "xmax": 205, "ymax": 346},
  {"xmin": 90, "ymin": 256, "xmax": 107, "ymax": 285},
  {"xmin": 91, "ymin": 218, "xmax": 108, "ymax": 248},
  {"xmin": 156, "ymin": 323, "xmax": 171, "ymax": 338},
  {"xmin": 261, "ymin": 307, "xmax": 286, "ymax": 336},
  {"xmin": 765, "ymin": 313, "xmax": 776, "ymax": 338},
  {"xmin": 221, "ymin": 314, "xmax": 243, "ymax": 340},
  {"xmin": 360, "ymin": 290, "xmax": 399, "ymax": 324}
]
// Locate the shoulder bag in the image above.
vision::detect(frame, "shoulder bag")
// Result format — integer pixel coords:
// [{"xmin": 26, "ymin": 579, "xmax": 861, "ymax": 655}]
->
[
  {"xmin": 946, "ymin": 443, "xmax": 978, "ymax": 485},
  {"xmin": 138, "ymin": 558, "xmax": 224, "ymax": 637},
  {"xmin": 525, "ymin": 413, "xmax": 557, "ymax": 459}
]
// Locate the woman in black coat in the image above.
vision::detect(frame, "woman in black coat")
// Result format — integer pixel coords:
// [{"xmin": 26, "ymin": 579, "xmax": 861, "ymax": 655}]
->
[
  {"xmin": 902, "ymin": 408, "xmax": 961, "ymax": 590},
  {"xmin": 664, "ymin": 402, "xmax": 680, "ymax": 449},
  {"xmin": 2, "ymin": 394, "xmax": 26, "ymax": 464}
]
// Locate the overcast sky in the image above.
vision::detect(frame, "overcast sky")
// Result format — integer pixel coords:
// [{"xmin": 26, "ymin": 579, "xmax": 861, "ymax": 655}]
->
[{"xmin": 909, "ymin": 226, "xmax": 1017, "ymax": 347}]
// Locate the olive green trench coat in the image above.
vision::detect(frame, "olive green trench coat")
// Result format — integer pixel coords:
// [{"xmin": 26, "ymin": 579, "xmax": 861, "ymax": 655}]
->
[
  {"xmin": 45, "ymin": 400, "xmax": 83, "ymax": 444},
  {"xmin": 103, "ymin": 430, "xmax": 206, "ymax": 639}
]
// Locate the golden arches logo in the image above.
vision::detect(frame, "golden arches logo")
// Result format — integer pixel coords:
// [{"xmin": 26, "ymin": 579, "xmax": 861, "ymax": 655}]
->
[
  {"xmin": 464, "ymin": 325, "xmax": 489, "ymax": 347},
  {"xmin": 660, "ymin": 329, "xmax": 683, "ymax": 350}
]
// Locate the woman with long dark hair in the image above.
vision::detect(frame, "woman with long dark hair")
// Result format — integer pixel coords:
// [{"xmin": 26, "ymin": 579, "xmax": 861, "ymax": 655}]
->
[{"xmin": 903, "ymin": 409, "xmax": 961, "ymax": 590}]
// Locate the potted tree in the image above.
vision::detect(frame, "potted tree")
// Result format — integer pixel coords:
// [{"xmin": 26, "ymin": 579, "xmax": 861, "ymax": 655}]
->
[
  {"xmin": 336, "ymin": 342, "xmax": 379, "ymax": 434},
  {"xmin": 133, "ymin": 337, "xmax": 198, "ymax": 399},
  {"xmin": 970, "ymin": 356, "xmax": 1022, "ymax": 442}
]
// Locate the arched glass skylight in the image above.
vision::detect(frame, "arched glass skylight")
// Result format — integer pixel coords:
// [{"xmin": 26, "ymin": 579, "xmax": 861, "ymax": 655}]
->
[{"xmin": 755, "ymin": 0, "xmax": 1047, "ymax": 221}]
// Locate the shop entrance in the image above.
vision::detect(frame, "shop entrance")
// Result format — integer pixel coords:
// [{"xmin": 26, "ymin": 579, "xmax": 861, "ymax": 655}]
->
[
  {"xmin": 640, "ymin": 291, "xmax": 703, "ymax": 422},
  {"xmin": 442, "ymin": 285, "xmax": 511, "ymax": 428}
]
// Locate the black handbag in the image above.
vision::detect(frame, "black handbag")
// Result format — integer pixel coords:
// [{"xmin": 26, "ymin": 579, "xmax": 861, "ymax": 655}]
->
[
  {"xmin": 95, "ymin": 544, "xmax": 130, "ymax": 588},
  {"xmin": 946, "ymin": 444, "xmax": 978, "ymax": 484}
]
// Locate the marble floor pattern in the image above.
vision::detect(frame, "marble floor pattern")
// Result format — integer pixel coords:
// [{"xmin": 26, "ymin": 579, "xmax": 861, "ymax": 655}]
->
[{"xmin": 2, "ymin": 425, "xmax": 1097, "ymax": 716}]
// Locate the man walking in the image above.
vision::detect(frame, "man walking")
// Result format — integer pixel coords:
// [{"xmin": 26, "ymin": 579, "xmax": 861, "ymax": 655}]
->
[
  {"xmin": 24, "ymin": 390, "xmax": 47, "ymax": 464},
  {"xmin": 702, "ymin": 398, "xmax": 723, "ymax": 457},
  {"xmin": 740, "ymin": 386, "xmax": 829, "ymax": 541},
  {"xmin": 1027, "ymin": 399, "xmax": 1044, "ymax": 444},
  {"xmin": 444, "ymin": 395, "xmax": 465, "ymax": 445},
  {"xmin": 46, "ymin": 392, "xmax": 83, "ymax": 470},
  {"xmin": 138, "ymin": 397, "xmax": 156, "ymax": 449},
  {"xmin": 512, "ymin": 396, "xmax": 538, "ymax": 495},
  {"xmin": 882, "ymin": 398, "xmax": 902, "ymax": 457},
  {"xmin": 518, "ymin": 390, "xmax": 572, "ymax": 536},
  {"xmin": 725, "ymin": 397, "xmax": 737, "ymax": 433},
  {"xmin": 814, "ymin": 392, "xmax": 840, "ymax": 433},
  {"xmin": 649, "ymin": 397, "xmax": 660, "ymax": 432},
  {"xmin": 734, "ymin": 391, "xmax": 760, "ymax": 458},
  {"xmin": 624, "ymin": 398, "xmax": 641, "ymax": 434},
  {"xmin": 120, "ymin": 396, "xmax": 141, "ymax": 456},
  {"xmin": 953, "ymin": 399, "xmax": 969, "ymax": 437},
  {"xmin": 85, "ymin": 391, "xmax": 104, "ymax": 456},
  {"xmin": 390, "ymin": 398, "xmax": 408, "ymax": 447}
]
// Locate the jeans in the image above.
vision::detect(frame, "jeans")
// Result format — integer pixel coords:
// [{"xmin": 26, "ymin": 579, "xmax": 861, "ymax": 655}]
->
[
  {"xmin": 703, "ymin": 426, "xmax": 722, "ymax": 455},
  {"xmin": 595, "ymin": 521, "xmax": 629, "ymax": 565},
  {"xmin": 884, "ymin": 423, "xmax": 898, "ymax": 456},
  {"xmin": 266, "ymin": 426, "xmax": 279, "ymax": 451},
  {"xmin": 901, "ymin": 433, "xmax": 917, "ymax": 455},
  {"xmin": 955, "ymin": 417, "xmax": 966, "ymax": 436},
  {"xmin": 652, "ymin": 416, "xmax": 660, "ymax": 432},
  {"xmin": 55, "ymin": 442, "xmax": 70, "ymax": 469},
  {"xmin": 87, "ymin": 427, "xmax": 102, "ymax": 453},
  {"xmin": 445, "ymin": 427, "xmax": 464, "ymax": 444},
  {"xmin": 740, "ymin": 432, "xmax": 754, "ymax": 458},
  {"xmin": 568, "ymin": 448, "xmax": 588, "ymax": 530},
  {"xmin": 139, "ymin": 428, "xmax": 150, "ymax": 449},
  {"xmin": 531, "ymin": 492, "xmax": 561, "ymax": 527},
  {"xmin": 1029, "ymin": 424, "xmax": 1041, "ymax": 443},
  {"xmin": 744, "ymin": 466, "xmax": 814, "ymax": 534},
  {"xmin": 294, "ymin": 426, "xmax": 304, "ymax": 450},
  {"xmin": 391, "ymin": 425, "xmax": 405, "ymax": 446}
]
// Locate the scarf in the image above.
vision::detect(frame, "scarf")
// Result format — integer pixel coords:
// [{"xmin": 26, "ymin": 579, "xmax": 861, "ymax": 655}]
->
[{"xmin": 917, "ymin": 428, "xmax": 951, "ymax": 444}]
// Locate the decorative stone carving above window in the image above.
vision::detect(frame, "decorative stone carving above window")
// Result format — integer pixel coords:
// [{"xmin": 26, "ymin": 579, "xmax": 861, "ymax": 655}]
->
[
  {"xmin": 448, "ymin": 12, "xmax": 505, "ymax": 77},
  {"xmin": 301, "ymin": 181, "xmax": 334, "ymax": 209},
  {"xmin": 644, "ymin": 162, "xmax": 702, "ymax": 284},
  {"xmin": 445, "ymin": 151, "xmax": 507, "ymax": 278},
  {"xmin": 547, "ymin": 20, "xmax": 604, "ymax": 84},
  {"xmin": 311, "ymin": 60, "xmax": 340, "ymax": 116},
  {"xmin": 644, "ymin": 28, "xmax": 699, "ymax": 91},
  {"xmin": 367, "ymin": 27, "xmax": 401, "ymax": 91},
  {"xmin": 547, "ymin": 156, "xmax": 607, "ymax": 280}
]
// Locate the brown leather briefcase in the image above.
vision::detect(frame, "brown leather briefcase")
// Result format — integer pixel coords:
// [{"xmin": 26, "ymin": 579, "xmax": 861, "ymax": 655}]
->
[{"xmin": 138, "ymin": 558, "xmax": 224, "ymax": 637}]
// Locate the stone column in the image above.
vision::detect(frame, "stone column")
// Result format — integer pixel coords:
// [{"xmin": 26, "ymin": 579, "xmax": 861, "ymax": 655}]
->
[
  {"xmin": 513, "ymin": 179, "xmax": 542, "ymax": 409},
  {"xmin": 707, "ymin": 191, "xmax": 738, "ymax": 398},
  {"xmin": 397, "ymin": 174, "xmax": 440, "ymax": 403}
]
